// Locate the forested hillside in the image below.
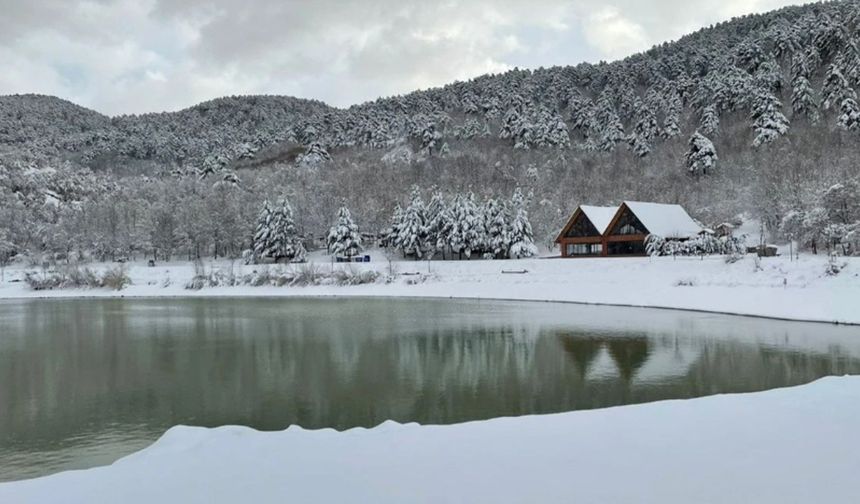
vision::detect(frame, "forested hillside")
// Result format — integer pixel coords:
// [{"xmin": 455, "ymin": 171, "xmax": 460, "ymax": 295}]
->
[{"xmin": 2, "ymin": 0, "xmax": 860, "ymax": 262}]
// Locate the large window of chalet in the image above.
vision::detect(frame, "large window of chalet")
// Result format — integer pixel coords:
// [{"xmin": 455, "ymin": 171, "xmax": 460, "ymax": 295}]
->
[
  {"xmin": 607, "ymin": 241, "xmax": 646, "ymax": 255},
  {"xmin": 564, "ymin": 214, "xmax": 599, "ymax": 237},
  {"xmin": 566, "ymin": 243, "xmax": 603, "ymax": 255},
  {"xmin": 609, "ymin": 208, "xmax": 648, "ymax": 236}
]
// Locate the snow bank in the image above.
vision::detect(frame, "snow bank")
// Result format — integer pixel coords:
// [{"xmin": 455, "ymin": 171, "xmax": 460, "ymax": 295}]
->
[
  {"xmin": 1, "ymin": 253, "xmax": 858, "ymax": 324},
  {"xmin": 2, "ymin": 376, "xmax": 857, "ymax": 503}
]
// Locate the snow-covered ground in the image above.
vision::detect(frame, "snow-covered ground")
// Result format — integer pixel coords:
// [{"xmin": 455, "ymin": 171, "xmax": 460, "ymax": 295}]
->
[
  {"xmin": 1, "ymin": 376, "xmax": 857, "ymax": 503},
  {"xmin": 1, "ymin": 251, "xmax": 858, "ymax": 324}
]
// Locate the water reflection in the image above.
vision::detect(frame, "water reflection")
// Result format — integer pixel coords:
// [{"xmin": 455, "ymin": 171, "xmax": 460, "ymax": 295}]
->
[{"xmin": 1, "ymin": 297, "xmax": 859, "ymax": 481}]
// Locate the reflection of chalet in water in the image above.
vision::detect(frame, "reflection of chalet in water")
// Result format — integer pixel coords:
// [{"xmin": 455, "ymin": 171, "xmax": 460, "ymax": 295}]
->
[{"xmin": 555, "ymin": 201, "xmax": 702, "ymax": 257}]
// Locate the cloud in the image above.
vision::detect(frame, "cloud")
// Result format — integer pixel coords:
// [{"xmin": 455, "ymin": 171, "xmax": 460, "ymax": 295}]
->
[
  {"xmin": 582, "ymin": 6, "xmax": 648, "ymax": 60},
  {"xmin": 0, "ymin": 0, "xmax": 808, "ymax": 115}
]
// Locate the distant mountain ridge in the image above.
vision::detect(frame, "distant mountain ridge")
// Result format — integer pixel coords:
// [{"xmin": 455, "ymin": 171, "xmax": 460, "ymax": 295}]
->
[{"xmin": 1, "ymin": 0, "xmax": 859, "ymax": 174}]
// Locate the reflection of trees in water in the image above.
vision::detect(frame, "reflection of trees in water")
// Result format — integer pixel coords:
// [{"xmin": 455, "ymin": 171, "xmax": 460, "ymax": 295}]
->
[{"xmin": 4, "ymin": 298, "xmax": 860, "ymax": 478}]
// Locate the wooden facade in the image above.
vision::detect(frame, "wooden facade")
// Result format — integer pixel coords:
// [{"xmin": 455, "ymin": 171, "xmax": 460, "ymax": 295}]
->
[
  {"xmin": 556, "ymin": 202, "xmax": 699, "ymax": 258},
  {"xmin": 601, "ymin": 203, "xmax": 649, "ymax": 256},
  {"xmin": 555, "ymin": 207, "xmax": 605, "ymax": 257}
]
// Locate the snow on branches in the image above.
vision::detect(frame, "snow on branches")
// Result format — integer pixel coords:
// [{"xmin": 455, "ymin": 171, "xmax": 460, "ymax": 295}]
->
[
  {"xmin": 385, "ymin": 187, "xmax": 537, "ymax": 260},
  {"xmin": 645, "ymin": 233, "xmax": 745, "ymax": 257},
  {"xmin": 327, "ymin": 205, "xmax": 363, "ymax": 258},
  {"xmin": 253, "ymin": 198, "xmax": 307, "ymax": 263},
  {"xmin": 685, "ymin": 132, "xmax": 717, "ymax": 176}
]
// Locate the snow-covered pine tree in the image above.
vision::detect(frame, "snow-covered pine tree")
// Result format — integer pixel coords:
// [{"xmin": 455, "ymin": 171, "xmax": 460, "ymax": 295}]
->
[
  {"xmin": 484, "ymin": 196, "xmax": 510, "ymax": 259},
  {"xmin": 252, "ymin": 199, "xmax": 273, "ymax": 262},
  {"xmin": 700, "ymin": 103, "xmax": 720, "ymax": 135},
  {"xmin": 259, "ymin": 197, "xmax": 306, "ymax": 262},
  {"xmin": 790, "ymin": 53, "xmax": 820, "ymax": 123},
  {"xmin": 821, "ymin": 61, "xmax": 850, "ymax": 110},
  {"xmin": 511, "ymin": 110, "xmax": 535, "ymax": 150},
  {"xmin": 754, "ymin": 58, "xmax": 783, "ymax": 93},
  {"xmin": 629, "ymin": 98, "xmax": 658, "ymax": 157},
  {"xmin": 533, "ymin": 106, "xmax": 570, "ymax": 148},
  {"xmin": 419, "ymin": 120, "xmax": 442, "ymax": 156},
  {"xmin": 384, "ymin": 204, "xmax": 404, "ymax": 250},
  {"xmin": 499, "ymin": 107, "xmax": 518, "ymax": 141},
  {"xmin": 686, "ymin": 131, "xmax": 718, "ymax": 176},
  {"xmin": 595, "ymin": 91, "xmax": 625, "ymax": 151},
  {"xmin": 327, "ymin": 205, "xmax": 363, "ymax": 258},
  {"xmin": 425, "ymin": 190, "xmax": 451, "ymax": 259},
  {"xmin": 567, "ymin": 93, "xmax": 595, "ymax": 133},
  {"xmin": 750, "ymin": 88, "xmax": 790, "ymax": 146},
  {"xmin": 397, "ymin": 187, "xmax": 428, "ymax": 259},
  {"xmin": 448, "ymin": 192, "xmax": 483, "ymax": 259},
  {"xmin": 837, "ymin": 97, "xmax": 860, "ymax": 131},
  {"xmin": 507, "ymin": 188, "xmax": 537, "ymax": 259},
  {"xmin": 661, "ymin": 90, "xmax": 683, "ymax": 140}
]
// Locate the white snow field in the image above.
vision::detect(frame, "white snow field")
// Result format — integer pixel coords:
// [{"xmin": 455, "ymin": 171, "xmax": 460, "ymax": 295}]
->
[
  {"xmin": 1, "ymin": 252, "xmax": 858, "ymax": 324},
  {"xmin": 1, "ymin": 376, "xmax": 857, "ymax": 504}
]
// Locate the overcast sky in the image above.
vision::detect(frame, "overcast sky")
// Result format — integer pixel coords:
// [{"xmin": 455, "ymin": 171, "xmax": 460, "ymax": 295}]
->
[{"xmin": 0, "ymin": 0, "xmax": 809, "ymax": 115}]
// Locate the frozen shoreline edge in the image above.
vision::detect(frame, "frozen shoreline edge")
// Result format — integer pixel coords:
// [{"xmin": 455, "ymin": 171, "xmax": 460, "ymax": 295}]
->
[{"xmin": 0, "ymin": 290, "xmax": 856, "ymax": 326}]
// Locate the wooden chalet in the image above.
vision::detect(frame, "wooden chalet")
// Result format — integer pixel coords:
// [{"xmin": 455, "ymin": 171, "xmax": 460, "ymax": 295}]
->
[{"xmin": 555, "ymin": 201, "xmax": 702, "ymax": 257}]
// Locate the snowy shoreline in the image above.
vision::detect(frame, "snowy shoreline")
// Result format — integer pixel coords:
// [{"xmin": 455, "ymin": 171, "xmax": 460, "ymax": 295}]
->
[
  {"xmin": 2, "ymin": 376, "xmax": 858, "ymax": 503},
  {"xmin": 1, "ymin": 252, "xmax": 858, "ymax": 325}
]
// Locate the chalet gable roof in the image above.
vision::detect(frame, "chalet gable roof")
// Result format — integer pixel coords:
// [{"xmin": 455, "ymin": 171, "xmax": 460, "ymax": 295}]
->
[
  {"xmin": 579, "ymin": 205, "xmax": 618, "ymax": 235},
  {"xmin": 621, "ymin": 201, "xmax": 702, "ymax": 239},
  {"xmin": 554, "ymin": 205, "xmax": 618, "ymax": 242}
]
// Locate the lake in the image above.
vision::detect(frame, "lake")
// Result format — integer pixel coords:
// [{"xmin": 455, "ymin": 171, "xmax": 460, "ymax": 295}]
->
[{"xmin": 1, "ymin": 297, "xmax": 859, "ymax": 481}]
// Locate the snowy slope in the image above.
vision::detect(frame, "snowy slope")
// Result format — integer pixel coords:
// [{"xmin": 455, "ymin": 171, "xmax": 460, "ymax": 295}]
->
[{"xmin": 1, "ymin": 376, "xmax": 857, "ymax": 504}]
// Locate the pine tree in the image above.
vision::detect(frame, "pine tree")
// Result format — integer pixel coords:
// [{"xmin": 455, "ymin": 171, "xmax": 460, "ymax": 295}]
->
[
  {"xmin": 700, "ymin": 103, "xmax": 720, "ymax": 135},
  {"xmin": 397, "ymin": 187, "xmax": 428, "ymax": 259},
  {"xmin": 754, "ymin": 58, "xmax": 783, "ymax": 92},
  {"xmin": 595, "ymin": 91, "xmax": 625, "ymax": 152},
  {"xmin": 629, "ymin": 98, "xmax": 658, "ymax": 157},
  {"xmin": 425, "ymin": 191, "xmax": 452, "ymax": 259},
  {"xmin": 837, "ymin": 97, "xmax": 860, "ymax": 131},
  {"xmin": 568, "ymin": 94, "xmax": 595, "ymax": 133},
  {"xmin": 499, "ymin": 106, "xmax": 517, "ymax": 142},
  {"xmin": 327, "ymin": 205, "xmax": 362, "ymax": 258},
  {"xmin": 484, "ymin": 196, "xmax": 510, "ymax": 259},
  {"xmin": 448, "ymin": 192, "xmax": 483, "ymax": 259},
  {"xmin": 419, "ymin": 121, "xmax": 442, "ymax": 156},
  {"xmin": 267, "ymin": 198, "xmax": 306, "ymax": 262},
  {"xmin": 384, "ymin": 205, "xmax": 404, "ymax": 250},
  {"xmin": 790, "ymin": 53, "xmax": 820, "ymax": 123},
  {"xmin": 533, "ymin": 107, "xmax": 570, "ymax": 148},
  {"xmin": 686, "ymin": 131, "xmax": 718, "ymax": 176},
  {"xmin": 252, "ymin": 199, "xmax": 273, "ymax": 261},
  {"xmin": 507, "ymin": 188, "xmax": 538, "ymax": 259},
  {"xmin": 822, "ymin": 62, "xmax": 854, "ymax": 110},
  {"xmin": 661, "ymin": 90, "xmax": 682, "ymax": 139},
  {"xmin": 750, "ymin": 88, "xmax": 790, "ymax": 146}
]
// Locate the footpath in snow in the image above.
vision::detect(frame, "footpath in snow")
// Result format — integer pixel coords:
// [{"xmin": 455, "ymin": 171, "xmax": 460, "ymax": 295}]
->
[
  {"xmin": 1, "ymin": 376, "xmax": 858, "ymax": 504},
  {"xmin": 1, "ymin": 253, "xmax": 858, "ymax": 324}
]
